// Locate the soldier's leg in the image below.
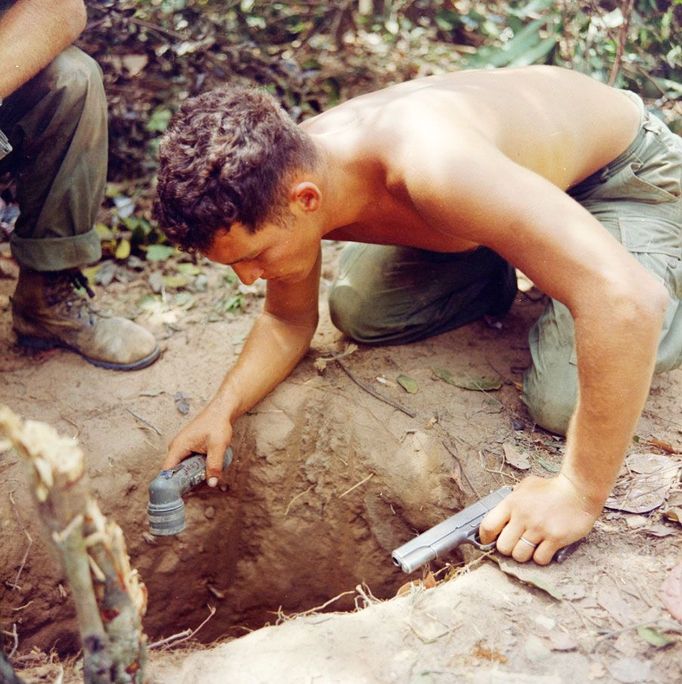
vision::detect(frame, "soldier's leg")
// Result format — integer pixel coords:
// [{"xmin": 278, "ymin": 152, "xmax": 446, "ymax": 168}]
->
[
  {"xmin": 1, "ymin": 46, "xmax": 105, "ymax": 269},
  {"xmin": 328, "ymin": 243, "xmax": 517, "ymax": 345},
  {"xmin": 0, "ymin": 47, "xmax": 159, "ymax": 370}
]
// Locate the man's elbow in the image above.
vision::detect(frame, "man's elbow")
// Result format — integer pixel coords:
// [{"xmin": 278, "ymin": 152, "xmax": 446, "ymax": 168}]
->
[{"xmin": 611, "ymin": 277, "xmax": 669, "ymax": 330}]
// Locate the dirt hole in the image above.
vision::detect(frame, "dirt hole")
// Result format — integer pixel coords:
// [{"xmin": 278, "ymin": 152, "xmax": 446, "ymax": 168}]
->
[{"xmin": 3, "ymin": 383, "xmax": 469, "ymax": 654}]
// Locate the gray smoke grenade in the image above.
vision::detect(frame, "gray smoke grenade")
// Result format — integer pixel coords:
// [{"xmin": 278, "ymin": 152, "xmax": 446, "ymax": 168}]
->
[{"xmin": 147, "ymin": 448, "xmax": 233, "ymax": 536}]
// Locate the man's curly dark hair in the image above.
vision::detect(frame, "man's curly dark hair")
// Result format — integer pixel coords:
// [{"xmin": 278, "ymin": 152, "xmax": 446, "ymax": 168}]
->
[{"xmin": 153, "ymin": 85, "xmax": 318, "ymax": 252}]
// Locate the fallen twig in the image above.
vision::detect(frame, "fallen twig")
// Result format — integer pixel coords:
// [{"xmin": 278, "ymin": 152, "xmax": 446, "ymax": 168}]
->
[
  {"xmin": 275, "ymin": 589, "xmax": 357, "ymax": 624},
  {"xmin": 335, "ymin": 360, "xmax": 416, "ymax": 418},
  {"xmin": 8, "ymin": 491, "xmax": 33, "ymax": 591},
  {"xmin": 338, "ymin": 473, "xmax": 374, "ymax": 499},
  {"xmin": 440, "ymin": 440, "xmax": 481, "ymax": 499},
  {"xmin": 608, "ymin": 0, "xmax": 634, "ymax": 86},
  {"xmin": 284, "ymin": 484, "xmax": 314, "ymax": 515},
  {"xmin": 148, "ymin": 604, "xmax": 217, "ymax": 650},
  {"xmin": 126, "ymin": 408, "xmax": 162, "ymax": 436}
]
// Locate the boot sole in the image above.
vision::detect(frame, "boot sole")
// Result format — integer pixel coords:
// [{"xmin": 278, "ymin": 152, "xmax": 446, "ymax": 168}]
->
[{"xmin": 16, "ymin": 334, "xmax": 161, "ymax": 372}]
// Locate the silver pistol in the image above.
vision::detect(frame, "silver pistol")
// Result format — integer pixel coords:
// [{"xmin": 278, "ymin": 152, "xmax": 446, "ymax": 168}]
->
[{"xmin": 391, "ymin": 486, "xmax": 512, "ymax": 573}]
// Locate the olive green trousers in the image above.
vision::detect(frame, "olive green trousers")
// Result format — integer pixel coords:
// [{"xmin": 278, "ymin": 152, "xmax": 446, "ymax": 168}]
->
[
  {"xmin": 328, "ymin": 94, "xmax": 682, "ymax": 435},
  {"xmin": 0, "ymin": 46, "xmax": 107, "ymax": 271}
]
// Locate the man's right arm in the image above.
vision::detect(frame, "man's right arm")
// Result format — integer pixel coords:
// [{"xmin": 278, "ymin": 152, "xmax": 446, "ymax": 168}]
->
[
  {"xmin": 0, "ymin": 0, "xmax": 87, "ymax": 99},
  {"xmin": 164, "ymin": 249, "xmax": 321, "ymax": 482}
]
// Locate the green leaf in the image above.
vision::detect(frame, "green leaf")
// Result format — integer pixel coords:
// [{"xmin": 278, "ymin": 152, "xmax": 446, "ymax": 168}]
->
[
  {"xmin": 397, "ymin": 374, "xmax": 418, "ymax": 394},
  {"xmin": 115, "ymin": 239, "xmax": 131, "ymax": 260},
  {"xmin": 146, "ymin": 107, "xmax": 172, "ymax": 133},
  {"xmin": 464, "ymin": 17, "xmax": 550, "ymax": 69},
  {"xmin": 507, "ymin": 35, "xmax": 558, "ymax": 67},
  {"xmin": 637, "ymin": 626, "xmax": 674, "ymax": 648},
  {"xmin": 176, "ymin": 263, "xmax": 202, "ymax": 276},
  {"xmin": 146, "ymin": 244, "xmax": 176, "ymax": 261},
  {"xmin": 432, "ymin": 368, "xmax": 502, "ymax": 391},
  {"xmin": 162, "ymin": 274, "xmax": 189, "ymax": 290},
  {"xmin": 223, "ymin": 294, "xmax": 244, "ymax": 312}
]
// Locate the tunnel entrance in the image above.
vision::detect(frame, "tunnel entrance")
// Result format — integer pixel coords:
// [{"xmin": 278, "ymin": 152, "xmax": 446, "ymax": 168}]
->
[{"xmin": 2, "ymin": 368, "xmax": 472, "ymax": 654}]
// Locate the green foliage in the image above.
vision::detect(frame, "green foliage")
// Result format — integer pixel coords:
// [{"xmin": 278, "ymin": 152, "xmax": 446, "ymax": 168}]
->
[{"xmin": 78, "ymin": 1, "xmax": 680, "ymax": 258}]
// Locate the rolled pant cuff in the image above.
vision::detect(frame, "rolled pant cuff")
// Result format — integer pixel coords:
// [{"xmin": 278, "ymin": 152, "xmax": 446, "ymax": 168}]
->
[{"xmin": 10, "ymin": 228, "xmax": 102, "ymax": 272}]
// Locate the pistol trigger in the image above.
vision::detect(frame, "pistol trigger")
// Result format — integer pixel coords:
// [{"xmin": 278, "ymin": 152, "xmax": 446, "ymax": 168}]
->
[{"xmin": 471, "ymin": 531, "xmax": 496, "ymax": 551}]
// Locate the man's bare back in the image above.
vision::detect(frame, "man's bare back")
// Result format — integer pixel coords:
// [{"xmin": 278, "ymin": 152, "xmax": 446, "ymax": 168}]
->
[{"xmin": 310, "ymin": 66, "xmax": 640, "ymax": 253}]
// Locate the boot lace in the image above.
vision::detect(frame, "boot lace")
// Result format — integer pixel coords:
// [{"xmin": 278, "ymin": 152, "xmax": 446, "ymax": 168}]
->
[{"xmin": 45, "ymin": 269, "xmax": 96, "ymax": 309}]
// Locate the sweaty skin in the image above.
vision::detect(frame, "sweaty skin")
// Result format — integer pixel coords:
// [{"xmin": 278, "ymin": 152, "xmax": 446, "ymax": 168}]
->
[{"xmin": 165, "ymin": 66, "xmax": 669, "ymax": 565}]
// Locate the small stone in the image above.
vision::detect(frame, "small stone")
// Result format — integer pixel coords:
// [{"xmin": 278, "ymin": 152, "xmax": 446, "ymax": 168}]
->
[
  {"xmin": 625, "ymin": 515, "xmax": 648, "ymax": 529},
  {"xmin": 204, "ymin": 506, "xmax": 216, "ymax": 520},
  {"xmin": 524, "ymin": 634, "xmax": 551, "ymax": 662},
  {"xmin": 533, "ymin": 615, "xmax": 556, "ymax": 630},
  {"xmin": 156, "ymin": 549, "xmax": 181, "ymax": 574}
]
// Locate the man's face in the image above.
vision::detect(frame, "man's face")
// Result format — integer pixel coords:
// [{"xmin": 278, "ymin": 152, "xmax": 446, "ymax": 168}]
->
[{"xmin": 203, "ymin": 218, "xmax": 318, "ymax": 285}]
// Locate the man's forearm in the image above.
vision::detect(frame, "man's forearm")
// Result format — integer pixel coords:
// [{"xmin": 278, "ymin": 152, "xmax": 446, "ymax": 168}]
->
[
  {"xmin": 0, "ymin": 0, "xmax": 87, "ymax": 98},
  {"xmin": 560, "ymin": 290, "xmax": 667, "ymax": 509},
  {"xmin": 210, "ymin": 310, "xmax": 317, "ymax": 423}
]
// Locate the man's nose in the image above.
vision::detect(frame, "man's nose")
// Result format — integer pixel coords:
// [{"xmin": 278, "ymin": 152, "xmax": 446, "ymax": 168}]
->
[{"xmin": 233, "ymin": 262, "xmax": 264, "ymax": 285}]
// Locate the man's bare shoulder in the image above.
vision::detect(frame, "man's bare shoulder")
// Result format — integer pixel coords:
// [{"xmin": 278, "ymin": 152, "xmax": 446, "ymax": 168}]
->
[{"xmin": 310, "ymin": 66, "xmax": 638, "ymax": 191}]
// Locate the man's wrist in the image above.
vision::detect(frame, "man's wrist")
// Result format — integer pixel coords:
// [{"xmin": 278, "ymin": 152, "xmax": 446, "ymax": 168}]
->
[{"xmin": 557, "ymin": 469, "xmax": 609, "ymax": 514}]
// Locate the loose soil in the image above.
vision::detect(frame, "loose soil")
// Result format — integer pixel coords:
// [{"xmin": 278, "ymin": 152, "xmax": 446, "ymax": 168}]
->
[{"xmin": 0, "ymin": 241, "xmax": 680, "ymax": 683}]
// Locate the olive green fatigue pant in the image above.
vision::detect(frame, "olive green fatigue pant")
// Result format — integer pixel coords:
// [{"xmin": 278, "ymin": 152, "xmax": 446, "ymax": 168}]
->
[
  {"xmin": 328, "ymin": 94, "xmax": 682, "ymax": 436},
  {"xmin": 0, "ymin": 46, "xmax": 107, "ymax": 271}
]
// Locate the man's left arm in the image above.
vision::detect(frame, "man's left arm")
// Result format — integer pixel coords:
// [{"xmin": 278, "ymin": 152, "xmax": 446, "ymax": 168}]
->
[{"xmin": 404, "ymin": 133, "xmax": 669, "ymax": 564}]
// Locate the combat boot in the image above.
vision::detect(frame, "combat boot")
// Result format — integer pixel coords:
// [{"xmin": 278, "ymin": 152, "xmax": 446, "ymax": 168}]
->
[{"xmin": 11, "ymin": 268, "xmax": 160, "ymax": 370}]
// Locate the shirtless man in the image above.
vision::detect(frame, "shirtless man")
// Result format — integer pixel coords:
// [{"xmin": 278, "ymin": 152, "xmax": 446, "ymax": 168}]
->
[{"xmin": 154, "ymin": 66, "xmax": 682, "ymax": 565}]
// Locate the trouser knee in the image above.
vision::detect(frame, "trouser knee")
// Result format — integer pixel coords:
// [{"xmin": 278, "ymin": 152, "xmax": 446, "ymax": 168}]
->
[
  {"xmin": 522, "ymin": 378, "xmax": 575, "ymax": 436},
  {"xmin": 4, "ymin": 47, "xmax": 107, "ymax": 271},
  {"xmin": 328, "ymin": 285, "xmax": 387, "ymax": 344}
]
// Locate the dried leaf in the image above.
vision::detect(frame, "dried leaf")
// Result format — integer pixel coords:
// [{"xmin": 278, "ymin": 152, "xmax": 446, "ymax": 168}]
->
[
  {"xmin": 148, "ymin": 271, "xmax": 164, "ymax": 294},
  {"xmin": 397, "ymin": 374, "xmax": 418, "ymax": 394},
  {"xmin": 115, "ymin": 238, "xmax": 131, "ymax": 260},
  {"xmin": 607, "ymin": 657, "xmax": 651, "ymax": 683},
  {"xmin": 644, "ymin": 437, "xmax": 679, "ymax": 454},
  {"xmin": 662, "ymin": 506, "xmax": 682, "ymax": 525},
  {"xmin": 605, "ymin": 453, "xmax": 680, "ymax": 513},
  {"xmin": 121, "ymin": 54, "xmax": 148, "ymax": 76},
  {"xmin": 493, "ymin": 558, "xmax": 565, "ymax": 600},
  {"xmin": 628, "ymin": 452, "xmax": 678, "ymax": 474},
  {"xmin": 597, "ymin": 586, "xmax": 635, "ymax": 627},
  {"xmin": 644, "ymin": 523, "xmax": 677, "ymax": 538},
  {"xmin": 547, "ymin": 629, "xmax": 578, "ymax": 651},
  {"xmin": 395, "ymin": 572, "xmax": 437, "ymax": 597},
  {"xmin": 537, "ymin": 456, "xmax": 560, "ymax": 473},
  {"xmin": 502, "ymin": 442, "xmax": 531, "ymax": 470},
  {"xmin": 660, "ymin": 562, "xmax": 682, "ymax": 622},
  {"xmin": 432, "ymin": 367, "xmax": 502, "ymax": 391}
]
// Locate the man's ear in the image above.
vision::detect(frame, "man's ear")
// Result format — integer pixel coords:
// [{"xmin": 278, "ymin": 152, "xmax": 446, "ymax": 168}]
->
[{"xmin": 291, "ymin": 181, "xmax": 321, "ymax": 213}]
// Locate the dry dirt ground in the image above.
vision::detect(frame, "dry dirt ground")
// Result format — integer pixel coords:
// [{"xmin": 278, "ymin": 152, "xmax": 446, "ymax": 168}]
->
[{"xmin": 0, "ymin": 241, "xmax": 681, "ymax": 683}]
